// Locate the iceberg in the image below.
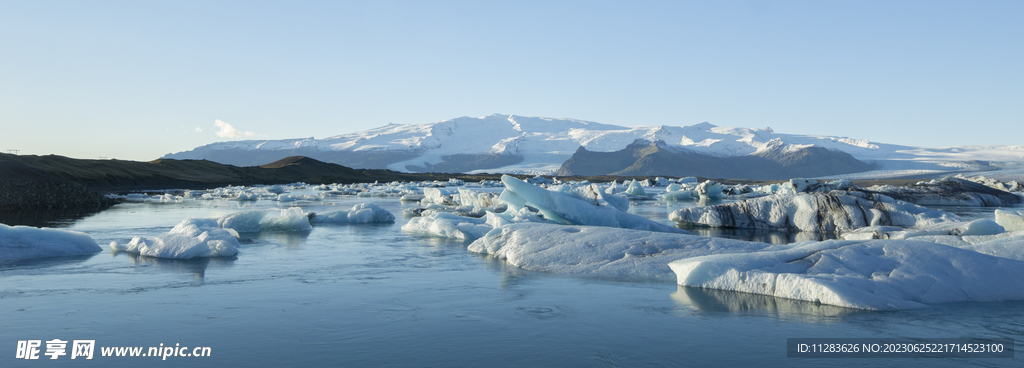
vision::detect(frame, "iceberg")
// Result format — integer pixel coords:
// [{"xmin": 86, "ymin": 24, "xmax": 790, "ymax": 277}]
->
[
  {"xmin": 469, "ymin": 223, "xmax": 776, "ymax": 281},
  {"xmin": 111, "ymin": 218, "xmax": 240, "ymax": 259},
  {"xmin": 866, "ymin": 177, "xmax": 1023, "ymax": 207},
  {"xmin": 670, "ymin": 191, "xmax": 958, "ymax": 233},
  {"xmin": 217, "ymin": 208, "xmax": 312, "ymax": 232},
  {"xmin": 695, "ymin": 180, "xmax": 726, "ymax": 199},
  {"xmin": 110, "ymin": 207, "xmax": 317, "ymax": 259},
  {"xmin": 457, "ymin": 188, "xmax": 501, "ymax": 207},
  {"xmin": 421, "ymin": 187, "xmax": 460, "ymax": 205},
  {"xmin": 668, "ymin": 239, "xmax": 1024, "ymax": 310},
  {"xmin": 0, "ymin": 224, "xmax": 102, "ymax": 261},
  {"xmin": 309, "ymin": 203, "xmax": 395, "ymax": 224},
  {"xmin": 500, "ymin": 175, "xmax": 684, "ymax": 233},
  {"xmin": 401, "ymin": 212, "xmax": 492, "ymax": 240},
  {"xmin": 625, "ymin": 179, "xmax": 647, "ymax": 196},
  {"xmin": 401, "ymin": 207, "xmax": 542, "ymax": 240}
]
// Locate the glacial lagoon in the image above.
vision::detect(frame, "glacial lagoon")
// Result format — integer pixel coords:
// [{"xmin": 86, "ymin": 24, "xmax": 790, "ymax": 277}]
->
[{"xmin": 2, "ymin": 187, "xmax": 1021, "ymax": 367}]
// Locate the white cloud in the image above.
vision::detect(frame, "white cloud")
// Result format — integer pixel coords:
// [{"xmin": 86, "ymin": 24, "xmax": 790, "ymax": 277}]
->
[
  {"xmin": 214, "ymin": 120, "xmax": 254, "ymax": 138},
  {"xmin": 195, "ymin": 127, "xmax": 203, "ymax": 133}
]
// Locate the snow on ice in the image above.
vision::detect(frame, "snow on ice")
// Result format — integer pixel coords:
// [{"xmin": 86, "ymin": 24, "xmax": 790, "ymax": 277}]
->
[{"xmin": 468, "ymin": 223, "xmax": 778, "ymax": 281}]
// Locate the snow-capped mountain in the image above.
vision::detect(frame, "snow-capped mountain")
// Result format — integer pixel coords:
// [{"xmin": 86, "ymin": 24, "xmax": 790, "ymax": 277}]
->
[{"xmin": 165, "ymin": 114, "xmax": 1024, "ymax": 178}]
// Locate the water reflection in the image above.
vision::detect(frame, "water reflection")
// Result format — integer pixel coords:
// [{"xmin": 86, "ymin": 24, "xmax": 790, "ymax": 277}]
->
[
  {"xmin": 675, "ymin": 223, "xmax": 838, "ymax": 244},
  {"xmin": 241, "ymin": 230, "xmax": 312, "ymax": 247},
  {"xmin": 121, "ymin": 253, "xmax": 235, "ymax": 281},
  {"xmin": 671, "ymin": 286, "xmax": 858, "ymax": 320},
  {"xmin": 0, "ymin": 254, "xmax": 96, "ymax": 270},
  {"xmin": 0, "ymin": 209, "xmax": 108, "ymax": 228}
]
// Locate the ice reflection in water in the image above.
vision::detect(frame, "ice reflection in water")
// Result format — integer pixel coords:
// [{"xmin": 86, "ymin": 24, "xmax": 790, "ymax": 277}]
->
[
  {"xmin": 672, "ymin": 286, "xmax": 857, "ymax": 319},
  {"xmin": 121, "ymin": 253, "xmax": 236, "ymax": 281},
  {"xmin": 676, "ymin": 223, "xmax": 839, "ymax": 244}
]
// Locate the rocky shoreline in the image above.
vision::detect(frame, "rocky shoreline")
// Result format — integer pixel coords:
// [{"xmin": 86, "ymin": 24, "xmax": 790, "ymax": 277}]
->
[{"xmin": 0, "ymin": 179, "xmax": 118, "ymax": 212}]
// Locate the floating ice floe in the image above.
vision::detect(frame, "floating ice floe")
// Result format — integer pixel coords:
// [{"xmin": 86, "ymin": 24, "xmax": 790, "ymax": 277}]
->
[
  {"xmin": 110, "ymin": 208, "xmax": 317, "ymax": 259},
  {"xmin": 668, "ymin": 239, "xmax": 1024, "ymax": 310},
  {"xmin": 0, "ymin": 224, "xmax": 102, "ymax": 261},
  {"xmin": 217, "ymin": 208, "xmax": 312, "ymax": 232},
  {"xmin": 111, "ymin": 218, "xmax": 241, "ymax": 259},
  {"xmin": 501, "ymin": 175, "xmax": 683, "ymax": 233},
  {"xmin": 695, "ymin": 180, "xmax": 726, "ymax": 199},
  {"xmin": 670, "ymin": 191, "xmax": 958, "ymax": 233},
  {"xmin": 401, "ymin": 207, "xmax": 541, "ymax": 239},
  {"xmin": 309, "ymin": 203, "xmax": 395, "ymax": 224},
  {"xmin": 468, "ymin": 223, "xmax": 778, "ymax": 281},
  {"xmin": 867, "ymin": 177, "xmax": 1023, "ymax": 207}
]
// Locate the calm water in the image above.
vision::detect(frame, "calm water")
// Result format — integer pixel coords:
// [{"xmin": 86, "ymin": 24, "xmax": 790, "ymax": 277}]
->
[{"xmin": 1, "ymin": 190, "xmax": 1021, "ymax": 367}]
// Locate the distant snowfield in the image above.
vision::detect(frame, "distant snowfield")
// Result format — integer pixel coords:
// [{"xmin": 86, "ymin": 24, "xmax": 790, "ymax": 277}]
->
[{"xmin": 166, "ymin": 114, "xmax": 1024, "ymax": 179}]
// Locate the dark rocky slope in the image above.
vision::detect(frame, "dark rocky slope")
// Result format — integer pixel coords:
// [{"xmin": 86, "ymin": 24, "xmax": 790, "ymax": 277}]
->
[{"xmin": 555, "ymin": 140, "xmax": 874, "ymax": 180}]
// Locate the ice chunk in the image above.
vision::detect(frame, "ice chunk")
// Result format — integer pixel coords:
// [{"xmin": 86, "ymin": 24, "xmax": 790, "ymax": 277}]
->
[
  {"xmin": 309, "ymin": 203, "xmax": 395, "ymax": 224},
  {"xmin": 400, "ymin": 207, "xmax": 541, "ymax": 240},
  {"xmin": 995, "ymin": 209, "xmax": 1024, "ymax": 232},
  {"xmin": 422, "ymin": 187, "xmax": 460, "ymax": 205},
  {"xmin": 670, "ymin": 192, "xmax": 959, "ymax": 233},
  {"xmin": 0, "ymin": 224, "xmax": 102, "ymax": 261},
  {"xmin": 625, "ymin": 179, "xmax": 647, "ymax": 196},
  {"xmin": 457, "ymin": 188, "xmax": 500, "ymax": 207},
  {"xmin": 660, "ymin": 190, "xmax": 695, "ymax": 201},
  {"xmin": 548, "ymin": 183, "xmax": 629, "ymax": 212},
  {"xmin": 779, "ymin": 178, "xmax": 855, "ymax": 194},
  {"xmin": 217, "ymin": 208, "xmax": 312, "ymax": 232},
  {"xmin": 263, "ymin": 185, "xmax": 287, "ymax": 194},
  {"xmin": 232, "ymin": 192, "xmax": 259, "ymax": 201},
  {"xmin": 401, "ymin": 212, "xmax": 492, "ymax": 240},
  {"xmin": 468, "ymin": 223, "xmax": 775, "ymax": 281},
  {"xmin": 526, "ymin": 175, "xmax": 554, "ymax": 185},
  {"xmin": 111, "ymin": 219, "xmax": 240, "ymax": 259},
  {"xmin": 867, "ymin": 177, "xmax": 1023, "ymax": 207},
  {"xmin": 669, "ymin": 239, "xmax": 1024, "ymax": 310},
  {"xmin": 695, "ymin": 180, "xmax": 725, "ymax": 199},
  {"xmin": 500, "ymin": 175, "xmax": 684, "ymax": 233}
]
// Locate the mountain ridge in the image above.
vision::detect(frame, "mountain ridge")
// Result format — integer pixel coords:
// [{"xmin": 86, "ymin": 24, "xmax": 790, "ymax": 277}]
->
[{"xmin": 164, "ymin": 114, "xmax": 1024, "ymax": 176}]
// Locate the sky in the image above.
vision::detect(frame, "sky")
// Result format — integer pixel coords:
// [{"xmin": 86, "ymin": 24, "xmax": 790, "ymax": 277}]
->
[{"xmin": 1, "ymin": 0, "xmax": 1021, "ymax": 161}]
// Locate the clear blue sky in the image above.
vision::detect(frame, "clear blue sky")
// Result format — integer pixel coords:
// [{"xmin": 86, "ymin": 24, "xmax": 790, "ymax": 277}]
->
[{"xmin": 2, "ymin": 0, "xmax": 1021, "ymax": 160}]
